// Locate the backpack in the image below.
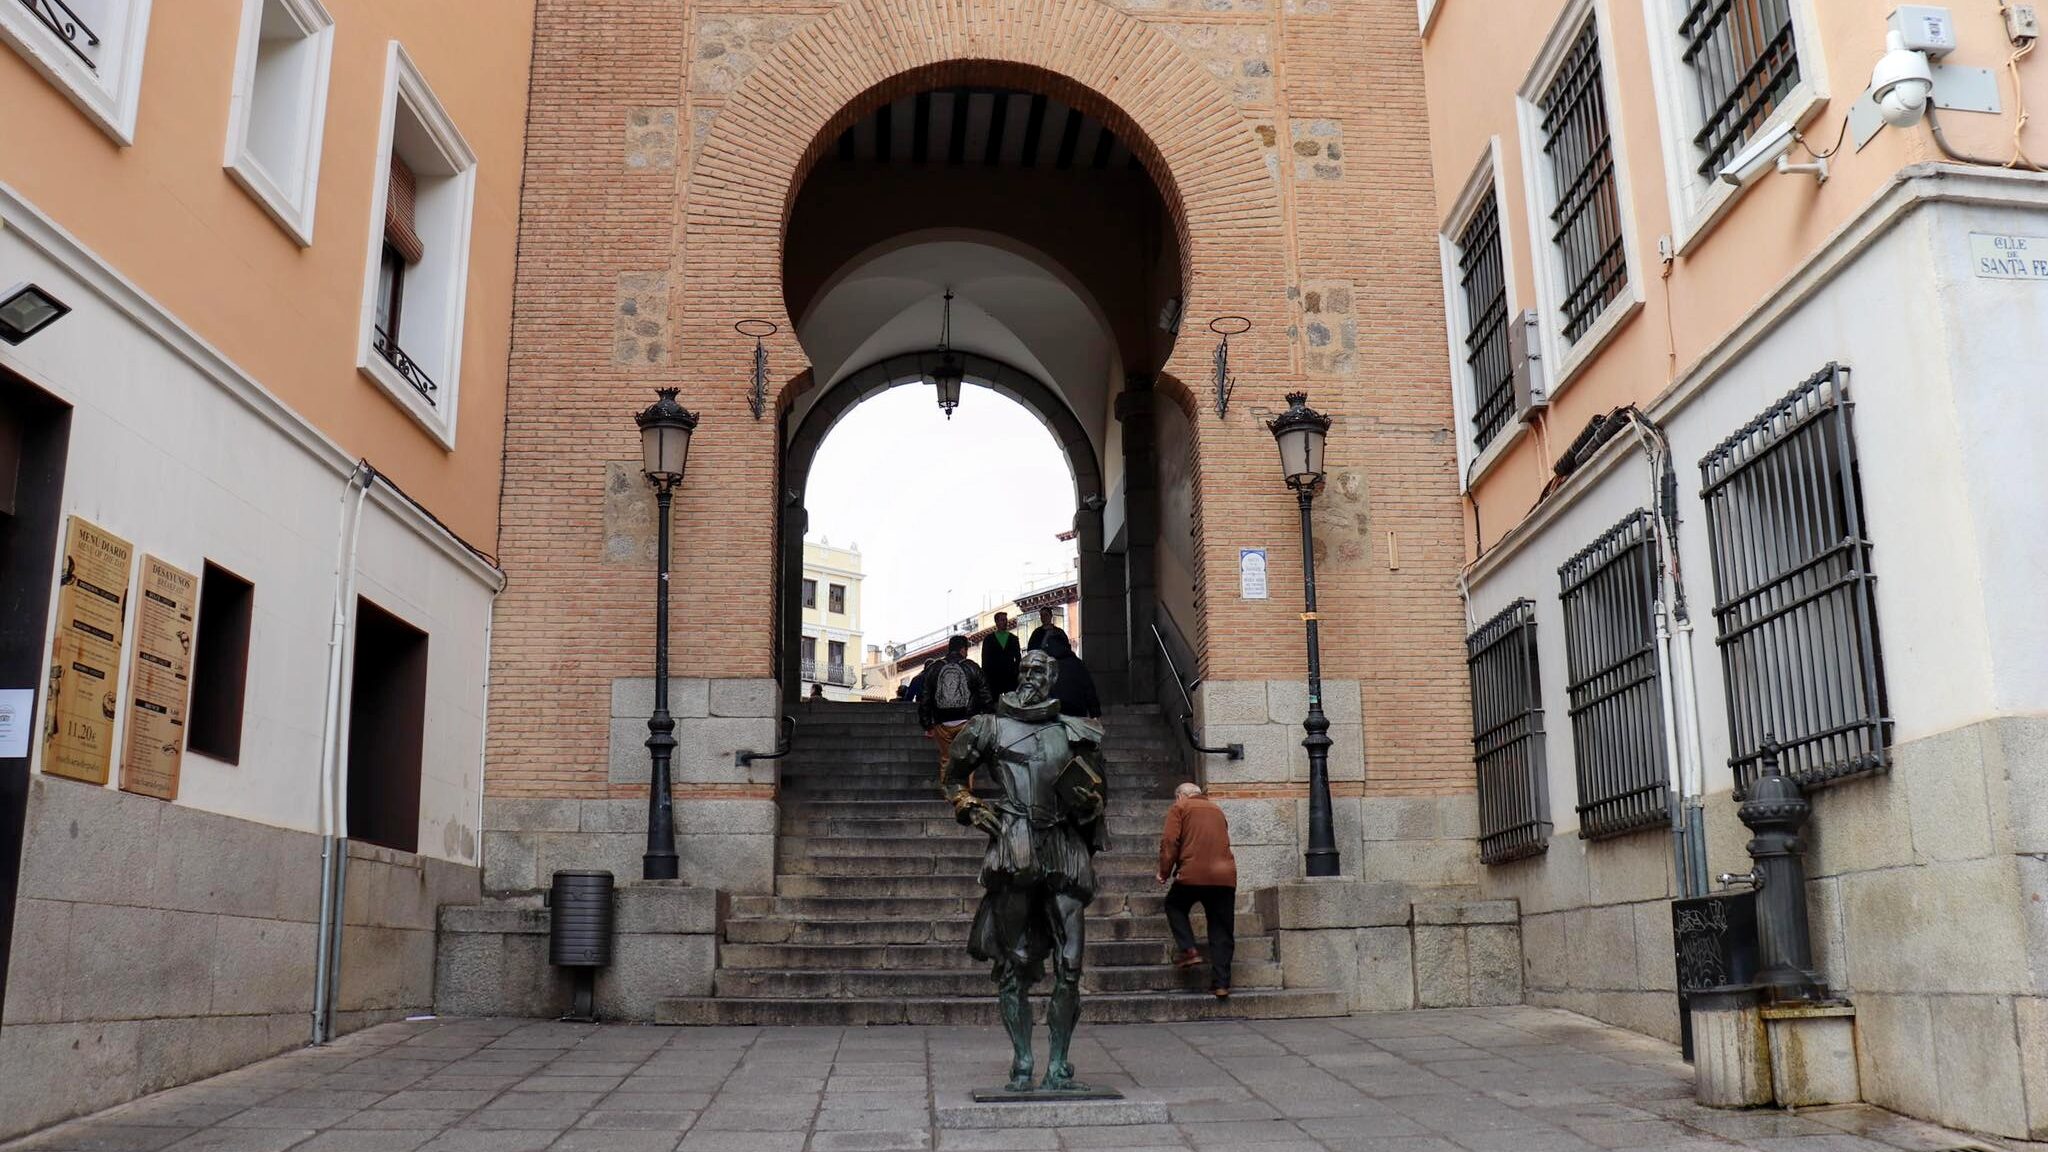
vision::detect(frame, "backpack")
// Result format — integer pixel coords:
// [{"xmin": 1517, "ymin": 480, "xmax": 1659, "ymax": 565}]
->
[{"xmin": 932, "ymin": 659, "xmax": 973, "ymax": 712}]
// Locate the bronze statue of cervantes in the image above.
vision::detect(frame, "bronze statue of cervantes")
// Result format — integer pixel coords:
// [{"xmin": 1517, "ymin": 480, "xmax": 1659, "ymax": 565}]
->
[{"xmin": 940, "ymin": 649, "xmax": 1111, "ymax": 1094}]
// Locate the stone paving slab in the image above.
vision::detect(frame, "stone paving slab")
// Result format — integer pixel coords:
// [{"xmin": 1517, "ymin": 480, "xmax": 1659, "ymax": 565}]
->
[{"xmin": 2, "ymin": 1008, "xmax": 2039, "ymax": 1152}]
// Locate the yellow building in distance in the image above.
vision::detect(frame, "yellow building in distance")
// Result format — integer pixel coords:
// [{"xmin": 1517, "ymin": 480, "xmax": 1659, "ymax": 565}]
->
[{"xmin": 799, "ymin": 537, "xmax": 864, "ymax": 701}]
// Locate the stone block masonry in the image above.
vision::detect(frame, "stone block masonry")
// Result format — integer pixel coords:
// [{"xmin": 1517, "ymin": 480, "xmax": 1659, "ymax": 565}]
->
[
  {"xmin": 478, "ymin": 676, "xmax": 781, "ymax": 895},
  {"xmin": 0, "ymin": 777, "xmax": 479, "ymax": 1140},
  {"xmin": 1262, "ymin": 879, "xmax": 1521, "ymax": 1012}
]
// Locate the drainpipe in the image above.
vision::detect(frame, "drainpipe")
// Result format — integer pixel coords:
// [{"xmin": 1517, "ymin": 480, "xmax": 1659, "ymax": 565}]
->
[
  {"xmin": 1652, "ymin": 600, "xmax": 1689, "ymax": 895},
  {"xmin": 312, "ymin": 462, "xmax": 374, "ymax": 1044}
]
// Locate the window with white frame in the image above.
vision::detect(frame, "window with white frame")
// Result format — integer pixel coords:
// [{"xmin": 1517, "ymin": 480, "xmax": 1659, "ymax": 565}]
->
[
  {"xmin": 224, "ymin": 0, "xmax": 334, "ymax": 245},
  {"xmin": 1517, "ymin": 1, "xmax": 1639, "ymax": 384},
  {"xmin": 1440, "ymin": 154, "xmax": 1518, "ymax": 468},
  {"xmin": 0, "ymin": 0, "xmax": 154, "ymax": 143},
  {"xmin": 1539, "ymin": 20, "xmax": 1625, "ymax": 344},
  {"xmin": 356, "ymin": 42, "xmax": 477, "ymax": 447},
  {"xmin": 1643, "ymin": 0, "xmax": 1825, "ymax": 245}
]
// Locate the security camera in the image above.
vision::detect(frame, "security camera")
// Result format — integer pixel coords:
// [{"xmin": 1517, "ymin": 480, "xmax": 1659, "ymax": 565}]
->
[
  {"xmin": 1870, "ymin": 30, "xmax": 1935, "ymax": 127},
  {"xmin": 1718, "ymin": 121, "xmax": 1796, "ymax": 187}
]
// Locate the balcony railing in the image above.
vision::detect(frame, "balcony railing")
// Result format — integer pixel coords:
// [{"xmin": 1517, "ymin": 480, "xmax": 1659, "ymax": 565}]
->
[
  {"xmin": 21, "ymin": 0, "xmax": 98, "ymax": 69},
  {"xmin": 373, "ymin": 326, "xmax": 440, "ymax": 407},
  {"xmin": 800, "ymin": 658, "xmax": 854, "ymax": 687}
]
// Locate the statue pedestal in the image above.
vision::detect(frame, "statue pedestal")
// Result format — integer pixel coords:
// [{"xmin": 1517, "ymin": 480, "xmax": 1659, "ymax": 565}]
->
[
  {"xmin": 937, "ymin": 1087, "xmax": 1167, "ymax": 1128},
  {"xmin": 971, "ymin": 1086, "xmax": 1125, "ymax": 1103}
]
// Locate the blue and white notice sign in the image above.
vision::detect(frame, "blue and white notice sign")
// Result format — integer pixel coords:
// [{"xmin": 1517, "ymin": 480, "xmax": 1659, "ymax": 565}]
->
[
  {"xmin": 1239, "ymin": 548, "xmax": 1269, "ymax": 600},
  {"xmin": 1969, "ymin": 233, "xmax": 2048, "ymax": 281}
]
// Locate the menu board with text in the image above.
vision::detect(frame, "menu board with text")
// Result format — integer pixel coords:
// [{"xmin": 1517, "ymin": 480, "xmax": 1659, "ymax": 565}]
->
[
  {"xmin": 44, "ymin": 517, "xmax": 133, "ymax": 785},
  {"xmin": 120, "ymin": 555, "xmax": 197, "ymax": 800}
]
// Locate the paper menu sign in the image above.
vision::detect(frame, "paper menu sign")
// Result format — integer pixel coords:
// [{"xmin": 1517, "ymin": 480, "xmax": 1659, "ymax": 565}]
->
[
  {"xmin": 44, "ymin": 517, "xmax": 133, "ymax": 785},
  {"xmin": 120, "ymin": 555, "xmax": 198, "ymax": 800}
]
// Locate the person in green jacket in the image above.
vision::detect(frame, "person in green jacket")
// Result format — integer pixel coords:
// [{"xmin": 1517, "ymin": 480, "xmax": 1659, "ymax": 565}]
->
[{"xmin": 980, "ymin": 610, "xmax": 1022, "ymax": 696}]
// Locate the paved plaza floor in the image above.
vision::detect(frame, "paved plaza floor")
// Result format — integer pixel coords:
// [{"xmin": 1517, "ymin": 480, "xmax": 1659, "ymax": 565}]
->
[{"xmin": 3, "ymin": 1008, "xmax": 2033, "ymax": 1152}]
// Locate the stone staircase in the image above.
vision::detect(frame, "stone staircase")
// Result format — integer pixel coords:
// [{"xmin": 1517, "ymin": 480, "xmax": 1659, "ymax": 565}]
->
[{"xmin": 657, "ymin": 700, "xmax": 1347, "ymax": 1024}]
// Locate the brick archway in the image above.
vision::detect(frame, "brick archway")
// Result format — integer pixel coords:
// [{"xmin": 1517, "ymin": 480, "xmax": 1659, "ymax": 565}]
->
[{"xmin": 675, "ymin": 0, "xmax": 1298, "ymax": 679}]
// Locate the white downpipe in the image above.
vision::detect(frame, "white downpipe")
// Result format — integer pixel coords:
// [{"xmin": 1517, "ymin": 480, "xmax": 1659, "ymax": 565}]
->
[
  {"xmin": 1671, "ymin": 610, "xmax": 1712, "ymax": 895},
  {"xmin": 312, "ymin": 462, "xmax": 372, "ymax": 1044},
  {"xmin": 1652, "ymin": 600, "xmax": 1690, "ymax": 894}
]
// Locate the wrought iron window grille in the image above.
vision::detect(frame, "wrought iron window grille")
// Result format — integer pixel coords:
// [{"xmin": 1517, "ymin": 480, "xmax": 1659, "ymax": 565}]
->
[
  {"xmin": 1700, "ymin": 363, "xmax": 1889, "ymax": 797},
  {"xmin": 1457, "ymin": 189, "xmax": 1515, "ymax": 452},
  {"xmin": 1558, "ymin": 510, "xmax": 1671, "ymax": 839},
  {"xmin": 1679, "ymin": 0, "xmax": 1802, "ymax": 178},
  {"xmin": 1468, "ymin": 599, "xmax": 1552, "ymax": 864},
  {"xmin": 1540, "ymin": 19, "xmax": 1628, "ymax": 344},
  {"xmin": 372, "ymin": 326, "xmax": 440, "ymax": 407},
  {"xmin": 21, "ymin": 0, "xmax": 99, "ymax": 69}
]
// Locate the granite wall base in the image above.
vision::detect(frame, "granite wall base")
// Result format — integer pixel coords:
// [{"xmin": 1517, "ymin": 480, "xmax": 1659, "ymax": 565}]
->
[{"xmin": 1, "ymin": 776, "xmax": 479, "ymax": 1140}]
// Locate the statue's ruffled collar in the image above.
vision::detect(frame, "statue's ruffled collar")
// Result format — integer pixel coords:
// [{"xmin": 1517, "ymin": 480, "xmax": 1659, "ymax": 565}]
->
[{"xmin": 997, "ymin": 693, "xmax": 1061, "ymax": 723}]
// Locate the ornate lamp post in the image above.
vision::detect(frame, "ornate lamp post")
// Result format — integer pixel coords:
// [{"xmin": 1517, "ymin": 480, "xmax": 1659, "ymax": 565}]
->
[
  {"xmin": 1268, "ymin": 392, "xmax": 1339, "ymax": 878},
  {"xmin": 635, "ymin": 387, "xmax": 699, "ymax": 881}
]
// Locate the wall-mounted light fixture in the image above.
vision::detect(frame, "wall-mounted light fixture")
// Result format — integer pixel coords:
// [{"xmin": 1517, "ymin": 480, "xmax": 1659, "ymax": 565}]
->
[{"xmin": 0, "ymin": 283, "xmax": 70, "ymax": 345}]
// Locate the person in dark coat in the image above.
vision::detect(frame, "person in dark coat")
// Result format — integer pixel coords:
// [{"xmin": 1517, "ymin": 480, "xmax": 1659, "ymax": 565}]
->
[
  {"xmin": 980, "ymin": 611, "xmax": 1022, "ymax": 697},
  {"xmin": 1026, "ymin": 606, "xmax": 1070, "ymax": 653},
  {"xmin": 1044, "ymin": 631, "xmax": 1100, "ymax": 720}
]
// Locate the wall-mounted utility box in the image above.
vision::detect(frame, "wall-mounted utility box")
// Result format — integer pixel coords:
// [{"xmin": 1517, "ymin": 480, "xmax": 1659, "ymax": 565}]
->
[{"xmin": 1890, "ymin": 5, "xmax": 1958, "ymax": 56}]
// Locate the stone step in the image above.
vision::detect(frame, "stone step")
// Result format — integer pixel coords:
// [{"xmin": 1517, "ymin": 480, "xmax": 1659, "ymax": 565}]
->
[
  {"xmin": 717, "ymin": 937, "xmax": 1275, "ymax": 971},
  {"xmin": 722, "ymin": 910, "xmax": 1267, "ymax": 945},
  {"xmin": 774, "ymin": 873, "xmax": 1180, "ymax": 899},
  {"xmin": 657, "ymin": 987, "xmax": 1347, "ymax": 1026},
  {"xmin": 727, "ymin": 890, "xmax": 1252, "ymax": 920},
  {"xmin": 784, "ymin": 798, "xmax": 1170, "ymax": 819},
  {"xmin": 779, "ymin": 853, "xmax": 1161, "ymax": 878},
  {"xmin": 712, "ymin": 959, "xmax": 1281, "ymax": 998},
  {"xmin": 777, "ymin": 815, "xmax": 1171, "ymax": 839},
  {"xmin": 776, "ymin": 834, "xmax": 1162, "ymax": 859}
]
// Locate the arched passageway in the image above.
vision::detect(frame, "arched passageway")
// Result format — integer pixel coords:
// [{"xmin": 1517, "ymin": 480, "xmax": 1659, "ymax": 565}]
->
[{"xmin": 774, "ymin": 79, "xmax": 1196, "ymax": 708}]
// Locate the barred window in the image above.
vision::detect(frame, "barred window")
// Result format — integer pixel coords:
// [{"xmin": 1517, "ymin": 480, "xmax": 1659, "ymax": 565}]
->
[
  {"xmin": 1700, "ymin": 364, "xmax": 1889, "ymax": 796},
  {"xmin": 1457, "ymin": 189, "xmax": 1516, "ymax": 452},
  {"xmin": 1559, "ymin": 511, "xmax": 1670, "ymax": 839},
  {"xmin": 1538, "ymin": 19, "xmax": 1627, "ymax": 344},
  {"xmin": 1678, "ymin": 0, "xmax": 1802, "ymax": 178},
  {"xmin": 1468, "ymin": 600, "xmax": 1551, "ymax": 864}
]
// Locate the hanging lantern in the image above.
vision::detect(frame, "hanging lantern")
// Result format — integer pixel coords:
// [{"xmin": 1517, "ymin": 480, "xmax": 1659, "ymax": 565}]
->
[{"xmin": 928, "ymin": 288, "xmax": 963, "ymax": 419}]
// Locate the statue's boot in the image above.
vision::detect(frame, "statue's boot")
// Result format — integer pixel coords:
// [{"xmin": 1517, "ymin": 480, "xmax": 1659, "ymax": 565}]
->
[
  {"xmin": 1041, "ymin": 977, "xmax": 1080, "ymax": 1090},
  {"xmin": 999, "ymin": 976, "xmax": 1034, "ymax": 1092}
]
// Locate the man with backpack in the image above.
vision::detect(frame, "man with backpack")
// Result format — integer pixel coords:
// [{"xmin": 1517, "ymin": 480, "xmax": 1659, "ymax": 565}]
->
[{"xmin": 917, "ymin": 634, "xmax": 992, "ymax": 772}]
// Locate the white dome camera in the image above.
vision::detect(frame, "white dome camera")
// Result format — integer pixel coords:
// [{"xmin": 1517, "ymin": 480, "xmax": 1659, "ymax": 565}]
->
[{"xmin": 1871, "ymin": 30, "xmax": 1935, "ymax": 128}]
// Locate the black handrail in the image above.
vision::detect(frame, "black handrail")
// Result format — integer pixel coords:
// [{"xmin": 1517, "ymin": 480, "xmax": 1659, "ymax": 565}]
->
[
  {"xmin": 1150, "ymin": 624, "xmax": 1243, "ymax": 760},
  {"xmin": 736, "ymin": 714, "xmax": 798, "ymax": 767}
]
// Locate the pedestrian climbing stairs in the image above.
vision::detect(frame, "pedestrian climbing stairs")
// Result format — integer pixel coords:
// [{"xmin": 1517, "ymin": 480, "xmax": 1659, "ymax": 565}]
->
[{"xmin": 656, "ymin": 699, "xmax": 1348, "ymax": 1025}]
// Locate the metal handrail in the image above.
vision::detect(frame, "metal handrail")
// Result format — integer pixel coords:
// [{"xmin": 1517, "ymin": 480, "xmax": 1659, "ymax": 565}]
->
[
  {"xmin": 1150, "ymin": 623, "xmax": 1243, "ymax": 761},
  {"xmin": 736, "ymin": 714, "xmax": 797, "ymax": 767}
]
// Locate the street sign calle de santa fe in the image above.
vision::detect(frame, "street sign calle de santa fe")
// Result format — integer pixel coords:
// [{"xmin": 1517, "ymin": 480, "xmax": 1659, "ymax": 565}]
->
[{"xmin": 1968, "ymin": 232, "xmax": 2048, "ymax": 280}]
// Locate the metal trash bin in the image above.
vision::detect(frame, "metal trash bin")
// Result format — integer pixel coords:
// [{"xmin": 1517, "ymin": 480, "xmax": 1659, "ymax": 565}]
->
[{"xmin": 547, "ymin": 870, "xmax": 614, "ymax": 1020}]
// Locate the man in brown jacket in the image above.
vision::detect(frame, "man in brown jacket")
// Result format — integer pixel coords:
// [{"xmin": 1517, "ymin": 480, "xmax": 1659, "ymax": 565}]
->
[{"xmin": 1156, "ymin": 782, "xmax": 1237, "ymax": 997}]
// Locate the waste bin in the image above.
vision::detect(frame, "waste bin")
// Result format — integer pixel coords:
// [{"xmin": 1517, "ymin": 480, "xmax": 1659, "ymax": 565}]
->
[{"xmin": 547, "ymin": 870, "xmax": 614, "ymax": 1019}]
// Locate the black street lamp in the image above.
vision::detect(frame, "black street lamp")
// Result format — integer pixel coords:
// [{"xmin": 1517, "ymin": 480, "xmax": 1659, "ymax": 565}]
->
[
  {"xmin": 1269, "ymin": 392, "xmax": 1339, "ymax": 878},
  {"xmin": 635, "ymin": 387, "xmax": 699, "ymax": 881}
]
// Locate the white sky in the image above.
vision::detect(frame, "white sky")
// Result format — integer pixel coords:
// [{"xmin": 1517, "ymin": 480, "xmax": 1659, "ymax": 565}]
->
[{"xmin": 806, "ymin": 384, "xmax": 1079, "ymax": 648}]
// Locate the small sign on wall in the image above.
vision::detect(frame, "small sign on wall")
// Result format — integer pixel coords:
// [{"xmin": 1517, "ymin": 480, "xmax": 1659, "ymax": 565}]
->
[
  {"xmin": 0, "ymin": 688, "xmax": 32, "ymax": 758},
  {"xmin": 1969, "ymin": 232, "xmax": 2048, "ymax": 280},
  {"xmin": 120, "ymin": 554, "xmax": 198, "ymax": 801},
  {"xmin": 44, "ymin": 516, "xmax": 134, "ymax": 785},
  {"xmin": 1239, "ymin": 548, "xmax": 1268, "ymax": 600}
]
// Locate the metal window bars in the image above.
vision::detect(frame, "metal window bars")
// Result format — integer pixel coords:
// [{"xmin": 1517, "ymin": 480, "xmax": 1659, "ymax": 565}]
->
[
  {"xmin": 21, "ymin": 0, "xmax": 99, "ymax": 69},
  {"xmin": 1700, "ymin": 364, "xmax": 1889, "ymax": 797},
  {"xmin": 372, "ymin": 326, "xmax": 440, "ymax": 407},
  {"xmin": 1458, "ymin": 189, "xmax": 1516, "ymax": 452},
  {"xmin": 1679, "ymin": 0, "xmax": 1802, "ymax": 178},
  {"xmin": 1540, "ymin": 19, "xmax": 1628, "ymax": 344},
  {"xmin": 1558, "ymin": 510, "xmax": 1671, "ymax": 839},
  {"xmin": 1467, "ymin": 599, "xmax": 1551, "ymax": 864}
]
